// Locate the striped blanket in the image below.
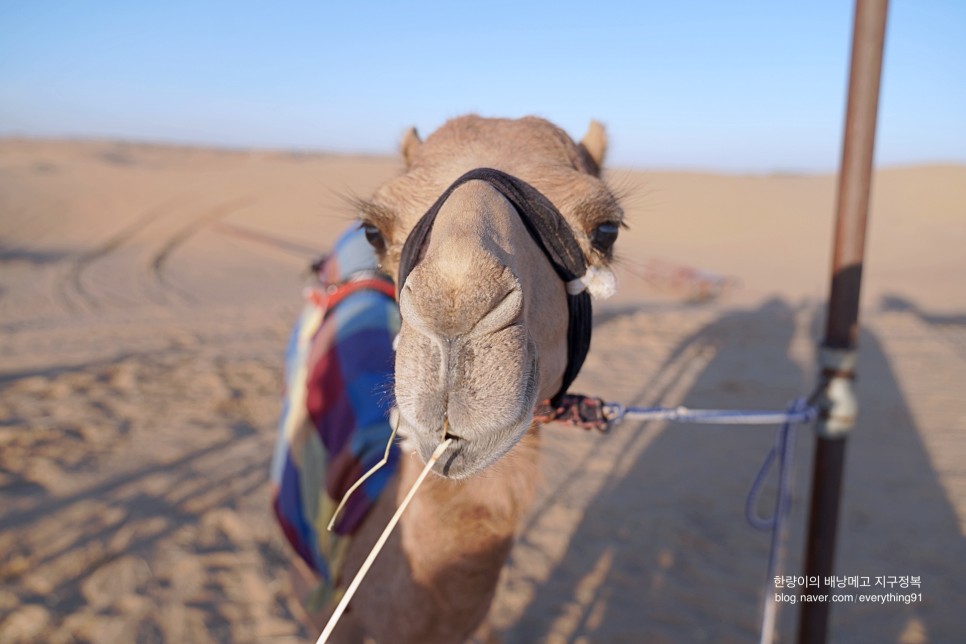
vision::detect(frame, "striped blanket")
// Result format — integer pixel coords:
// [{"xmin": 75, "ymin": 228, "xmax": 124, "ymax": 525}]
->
[{"xmin": 270, "ymin": 224, "xmax": 399, "ymax": 607}]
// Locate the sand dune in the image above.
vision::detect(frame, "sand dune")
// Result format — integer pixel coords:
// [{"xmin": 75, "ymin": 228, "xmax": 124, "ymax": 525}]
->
[{"xmin": 1, "ymin": 139, "xmax": 964, "ymax": 642}]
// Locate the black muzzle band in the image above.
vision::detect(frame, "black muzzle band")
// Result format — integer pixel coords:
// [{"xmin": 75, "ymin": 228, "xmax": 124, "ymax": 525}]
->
[{"xmin": 397, "ymin": 167, "xmax": 592, "ymax": 407}]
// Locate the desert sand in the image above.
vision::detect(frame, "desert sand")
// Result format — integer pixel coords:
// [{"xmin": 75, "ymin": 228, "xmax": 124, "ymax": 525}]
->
[{"xmin": 1, "ymin": 138, "xmax": 964, "ymax": 642}]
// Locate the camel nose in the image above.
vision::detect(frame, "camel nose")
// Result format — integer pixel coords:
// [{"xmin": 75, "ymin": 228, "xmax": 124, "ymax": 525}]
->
[{"xmin": 399, "ymin": 258, "xmax": 523, "ymax": 342}]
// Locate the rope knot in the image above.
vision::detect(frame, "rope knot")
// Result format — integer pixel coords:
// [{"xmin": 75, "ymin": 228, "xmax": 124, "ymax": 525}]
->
[{"xmin": 533, "ymin": 394, "xmax": 611, "ymax": 432}]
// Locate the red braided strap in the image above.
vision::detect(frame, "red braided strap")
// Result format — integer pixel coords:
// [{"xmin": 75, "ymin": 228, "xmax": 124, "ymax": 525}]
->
[
  {"xmin": 533, "ymin": 394, "xmax": 610, "ymax": 432},
  {"xmin": 306, "ymin": 277, "xmax": 396, "ymax": 313}
]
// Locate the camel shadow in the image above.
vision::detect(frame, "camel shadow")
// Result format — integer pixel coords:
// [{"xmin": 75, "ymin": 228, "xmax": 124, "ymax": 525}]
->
[
  {"xmin": 502, "ymin": 297, "xmax": 966, "ymax": 642},
  {"xmin": 879, "ymin": 293, "xmax": 966, "ymax": 361},
  {"xmin": 879, "ymin": 294, "xmax": 966, "ymax": 327}
]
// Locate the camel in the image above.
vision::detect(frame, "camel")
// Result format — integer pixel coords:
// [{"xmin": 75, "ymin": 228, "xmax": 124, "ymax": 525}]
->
[{"xmin": 322, "ymin": 115, "xmax": 624, "ymax": 642}]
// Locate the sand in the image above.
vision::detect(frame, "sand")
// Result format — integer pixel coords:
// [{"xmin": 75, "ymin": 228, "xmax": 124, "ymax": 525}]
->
[{"xmin": 1, "ymin": 139, "xmax": 963, "ymax": 642}]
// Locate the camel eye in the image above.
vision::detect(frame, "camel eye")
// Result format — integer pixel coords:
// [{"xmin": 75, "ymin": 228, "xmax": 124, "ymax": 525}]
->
[
  {"xmin": 590, "ymin": 221, "xmax": 619, "ymax": 253},
  {"xmin": 361, "ymin": 222, "xmax": 387, "ymax": 253}
]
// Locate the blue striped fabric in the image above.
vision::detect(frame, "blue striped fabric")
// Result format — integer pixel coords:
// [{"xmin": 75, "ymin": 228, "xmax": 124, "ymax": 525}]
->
[{"xmin": 270, "ymin": 224, "xmax": 399, "ymax": 604}]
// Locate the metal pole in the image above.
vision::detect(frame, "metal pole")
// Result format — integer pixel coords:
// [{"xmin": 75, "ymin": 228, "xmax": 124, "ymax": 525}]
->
[{"xmin": 798, "ymin": 1, "xmax": 888, "ymax": 643}]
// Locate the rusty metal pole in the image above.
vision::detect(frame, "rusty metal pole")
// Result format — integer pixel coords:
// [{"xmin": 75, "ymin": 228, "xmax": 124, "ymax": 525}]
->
[{"xmin": 798, "ymin": 1, "xmax": 888, "ymax": 643}]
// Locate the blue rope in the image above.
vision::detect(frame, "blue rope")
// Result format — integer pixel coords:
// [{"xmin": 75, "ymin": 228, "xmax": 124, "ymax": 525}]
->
[
  {"xmin": 745, "ymin": 398, "xmax": 806, "ymax": 531},
  {"xmin": 753, "ymin": 397, "xmax": 807, "ymax": 644}
]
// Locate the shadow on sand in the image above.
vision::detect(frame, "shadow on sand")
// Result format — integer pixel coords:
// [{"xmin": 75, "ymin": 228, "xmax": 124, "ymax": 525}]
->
[{"xmin": 503, "ymin": 297, "xmax": 966, "ymax": 642}]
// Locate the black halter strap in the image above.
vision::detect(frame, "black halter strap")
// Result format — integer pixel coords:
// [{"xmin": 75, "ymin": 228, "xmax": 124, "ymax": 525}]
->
[{"xmin": 397, "ymin": 167, "xmax": 592, "ymax": 407}]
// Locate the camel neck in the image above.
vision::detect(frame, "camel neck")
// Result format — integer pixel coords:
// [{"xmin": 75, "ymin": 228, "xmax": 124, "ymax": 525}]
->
[{"xmin": 398, "ymin": 431, "xmax": 540, "ymax": 584}]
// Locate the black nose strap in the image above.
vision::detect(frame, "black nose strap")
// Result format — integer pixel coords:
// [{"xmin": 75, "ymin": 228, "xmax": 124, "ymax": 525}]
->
[{"xmin": 397, "ymin": 167, "xmax": 592, "ymax": 407}]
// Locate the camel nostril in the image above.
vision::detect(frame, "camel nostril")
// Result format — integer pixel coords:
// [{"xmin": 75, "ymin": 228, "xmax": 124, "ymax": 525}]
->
[{"xmin": 469, "ymin": 286, "xmax": 523, "ymax": 338}]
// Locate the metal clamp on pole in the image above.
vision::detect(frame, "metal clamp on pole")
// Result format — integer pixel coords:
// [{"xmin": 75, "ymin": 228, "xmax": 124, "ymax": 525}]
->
[{"xmin": 814, "ymin": 347, "xmax": 858, "ymax": 438}]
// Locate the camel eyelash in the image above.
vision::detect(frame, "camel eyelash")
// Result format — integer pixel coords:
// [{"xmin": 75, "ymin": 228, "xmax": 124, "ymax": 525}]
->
[{"xmin": 352, "ymin": 198, "xmax": 396, "ymax": 232}]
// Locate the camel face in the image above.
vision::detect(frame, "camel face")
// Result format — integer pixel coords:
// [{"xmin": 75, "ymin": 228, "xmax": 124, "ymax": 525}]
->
[{"xmin": 359, "ymin": 115, "xmax": 622, "ymax": 478}]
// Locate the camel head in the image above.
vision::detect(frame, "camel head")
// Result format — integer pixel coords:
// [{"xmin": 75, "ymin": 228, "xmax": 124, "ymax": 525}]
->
[{"xmin": 357, "ymin": 115, "xmax": 623, "ymax": 478}]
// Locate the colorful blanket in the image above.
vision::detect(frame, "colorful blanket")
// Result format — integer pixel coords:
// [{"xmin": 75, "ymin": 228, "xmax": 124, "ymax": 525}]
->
[{"xmin": 270, "ymin": 224, "xmax": 399, "ymax": 605}]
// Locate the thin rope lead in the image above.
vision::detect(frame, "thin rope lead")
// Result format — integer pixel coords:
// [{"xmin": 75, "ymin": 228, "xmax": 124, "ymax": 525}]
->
[
  {"xmin": 745, "ymin": 398, "xmax": 806, "ymax": 531},
  {"xmin": 318, "ymin": 438, "xmax": 453, "ymax": 643},
  {"xmin": 605, "ymin": 403, "xmax": 817, "ymax": 426},
  {"xmin": 327, "ymin": 413, "xmax": 400, "ymax": 532},
  {"xmin": 747, "ymin": 397, "xmax": 807, "ymax": 644}
]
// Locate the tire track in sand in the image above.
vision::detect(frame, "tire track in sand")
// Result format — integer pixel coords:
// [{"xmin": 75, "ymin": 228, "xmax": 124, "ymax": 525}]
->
[
  {"xmin": 148, "ymin": 196, "xmax": 256, "ymax": 304},
  {"xmin": 60, "ymin": 197, "xmax": 187, "ymax": 314},
  {"xmin": 60, "ymin": 196, "xmax": 254, "ymax": 313}
]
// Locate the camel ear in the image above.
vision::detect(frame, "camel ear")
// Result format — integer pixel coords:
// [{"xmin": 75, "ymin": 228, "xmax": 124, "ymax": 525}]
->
[
  {"xmin": 401, "ymin": 127, "xmax": 422, "ymax": 168},
  {"xmin": 579, "ymin": 120, "xmax": 608, "ymax": 169}
]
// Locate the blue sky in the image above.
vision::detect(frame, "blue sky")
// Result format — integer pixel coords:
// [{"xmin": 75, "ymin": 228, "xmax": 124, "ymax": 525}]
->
[{"xmin": 1, "ymin": 1, "xmax": 963, "ymax": 172}]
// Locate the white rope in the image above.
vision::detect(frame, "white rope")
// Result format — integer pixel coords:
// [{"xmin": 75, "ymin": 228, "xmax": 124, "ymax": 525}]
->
[
  {"xmin": 611, "ymin": 404, "xmax": 817, "ymax": 426},
  {"xmin": 327, "ymin": 415, "xmax": 400, "ymax": 531},
  {"xmin": 317, "ymin": 439, "xmax": 452, "ymax": 643}
]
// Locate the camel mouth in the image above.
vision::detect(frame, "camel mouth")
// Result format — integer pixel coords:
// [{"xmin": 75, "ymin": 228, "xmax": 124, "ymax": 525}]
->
[
  {"xmin": 405, "ymin": 415, "xmax": 537, "ymax": 480},
  {"xmin": 400, "ymin": 349, "xmax": 539, "ymax": 480},
  {"xmin": 422, "ymin": 414, "xmax": 534, "ymax": 480}
]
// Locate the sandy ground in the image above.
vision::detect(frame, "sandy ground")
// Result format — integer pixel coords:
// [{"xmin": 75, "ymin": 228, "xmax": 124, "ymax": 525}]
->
[{"xmin": 1, "ymin": 139, "xmax": 964, "ymax": 643}]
